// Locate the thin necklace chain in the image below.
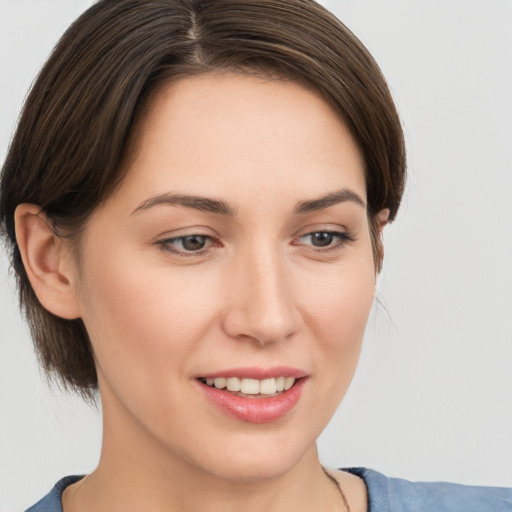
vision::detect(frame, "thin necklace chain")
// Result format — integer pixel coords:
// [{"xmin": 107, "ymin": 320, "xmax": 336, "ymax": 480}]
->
[{"xmin": 322, "ymin": 467, "xmax": 351, "ymax": 512}]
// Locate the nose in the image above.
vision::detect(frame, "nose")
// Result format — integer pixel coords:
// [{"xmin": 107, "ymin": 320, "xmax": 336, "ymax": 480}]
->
[{"xmin": 221, "ymin": 246, "xmax": 301, "ymax": 346}]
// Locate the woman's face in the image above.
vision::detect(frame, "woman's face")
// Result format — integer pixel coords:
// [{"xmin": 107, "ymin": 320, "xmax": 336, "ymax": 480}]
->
[{"xmin": 73, "ymin": 73, "xmax": 377, "ymax": 481}]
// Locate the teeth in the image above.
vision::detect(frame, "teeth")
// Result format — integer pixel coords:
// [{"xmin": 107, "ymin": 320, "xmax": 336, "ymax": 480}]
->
[
  {"xmin": 259, "ymin": 378, "xmax": 277, "ymax": 395},
  {"xmin": 240, "ymin": 378, "xmax": 260, "ymax": 394},
  {"xmin": 284, "ymin": 377, "xmax": 295, "ymax": 390},
  {"xmin": 226, "ymin": 377, "xmax": 241, "ymax": 392},
  {"xmin": 214, "ymin": 377, "xmax": 226, "ymax": 389},
  {"xmin": 206, "ymin": 377, "xmax": 296, "ymax": 395}
]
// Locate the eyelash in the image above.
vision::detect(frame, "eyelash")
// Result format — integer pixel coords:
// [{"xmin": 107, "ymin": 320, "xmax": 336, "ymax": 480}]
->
[
  {"xmin": 295, "ymin": 230, "xmax": 356, "ymax": 253},
  {"xmin": 157, "ymin": 230, "xmax": 355, "ymax": 257},
  {"xmin": 157, "ymin": 234, "xmax": 217, "ymax": 257}
]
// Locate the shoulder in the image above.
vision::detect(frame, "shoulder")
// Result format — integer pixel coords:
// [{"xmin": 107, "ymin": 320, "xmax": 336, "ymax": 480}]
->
[
  {"xmin": 25, "ymin": 476, "xmax": 84, "ymax": 512},
  {"xmin": 344, "ymin": 468, "xmax": 512, "ymax": 512}
]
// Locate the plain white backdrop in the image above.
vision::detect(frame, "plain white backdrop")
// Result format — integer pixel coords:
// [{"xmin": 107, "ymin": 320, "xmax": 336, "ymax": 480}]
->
[{"xmin": 1, "ymin": 1, "xmax": 511, "ymax": 510}]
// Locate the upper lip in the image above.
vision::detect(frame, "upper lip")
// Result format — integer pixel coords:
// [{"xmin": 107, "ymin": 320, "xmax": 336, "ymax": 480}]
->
[{"xmin": 198, "ymin": 366, "xmax": 307, "ymax": 380}]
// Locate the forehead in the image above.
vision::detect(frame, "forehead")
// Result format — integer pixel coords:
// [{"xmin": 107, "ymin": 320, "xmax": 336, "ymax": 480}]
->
[{"xmin": 113, "ymin": 72, "xmax": 366, "ymax": 210}]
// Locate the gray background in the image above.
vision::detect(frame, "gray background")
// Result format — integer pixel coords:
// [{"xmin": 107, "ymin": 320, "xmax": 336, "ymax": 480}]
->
[{"xmin": 1, "ymin": 1, "xmax": 511, "ymax": 510}]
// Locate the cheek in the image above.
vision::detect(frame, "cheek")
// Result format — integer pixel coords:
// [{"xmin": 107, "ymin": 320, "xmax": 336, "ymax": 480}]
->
[
  {"xmin": 76, "ymin": 243, "xmax": 221, "ymax": 384},
  {"xmin": 302, "ymin": 258, "xmax": 375, "ymax": 343},
  {"xmin": 299, "ymin": 254, "xmax": 376, "ymax": 391}
]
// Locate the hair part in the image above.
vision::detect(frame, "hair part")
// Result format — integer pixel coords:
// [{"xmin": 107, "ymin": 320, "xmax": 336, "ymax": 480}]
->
[{"xmin": 0, "ymin": 0, "xmax": 406, "ymax": 397}]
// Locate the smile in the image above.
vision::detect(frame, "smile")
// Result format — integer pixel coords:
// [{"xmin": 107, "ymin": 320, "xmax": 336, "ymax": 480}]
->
[
  {"xmin": 197, "ymin": 372, "xmax": 306, "ymax": 423},
  {"xmin": 200, "ymin": 376, "xmax": 296, "ymax": 396}
]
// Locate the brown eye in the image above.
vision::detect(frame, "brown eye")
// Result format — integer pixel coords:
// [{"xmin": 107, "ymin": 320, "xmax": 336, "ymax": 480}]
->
[
  {"xmin": 310, "ymin": 232, "xmax": 334, "ymax": 247},
  {"xmin": 297, "ymin": 230, "xmax": 355, "ymax": 251},
  {"xmin": 159, "ymin": 234, "xmax": 212, "ymax": 255},
  {"xmin": 181, "ymin": 235, "xmax": 207, "ymax": 251}
]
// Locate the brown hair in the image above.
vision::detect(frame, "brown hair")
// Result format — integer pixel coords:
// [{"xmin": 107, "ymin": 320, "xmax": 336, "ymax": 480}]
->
[{"xmin": 0, "ymin": 0, "xmax": 406, "ymax": 397}]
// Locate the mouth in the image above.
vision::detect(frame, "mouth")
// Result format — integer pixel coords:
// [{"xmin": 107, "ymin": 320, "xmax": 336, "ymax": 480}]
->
[
  {"xmin": 198, "ymin": 376, "xmax": 298, "ymax": 398},
  {"xmin": 196, "ymin": 371, "xmax": 307, "ymax": 423}
]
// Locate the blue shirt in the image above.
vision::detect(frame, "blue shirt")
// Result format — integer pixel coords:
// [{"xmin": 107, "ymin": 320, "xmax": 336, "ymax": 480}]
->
[{"xmin": 25, "ymin": 468, "xmax": 512, "ymax": 511}]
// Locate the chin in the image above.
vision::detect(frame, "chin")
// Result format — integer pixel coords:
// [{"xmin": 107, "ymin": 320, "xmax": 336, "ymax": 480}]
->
[
  {"xmin": 203, "ymin": 457, "xmax": 303, "ymax": 483},
  {"xmin": 180, "ymin": 431, "xmax": 318, "ymax": 483}
]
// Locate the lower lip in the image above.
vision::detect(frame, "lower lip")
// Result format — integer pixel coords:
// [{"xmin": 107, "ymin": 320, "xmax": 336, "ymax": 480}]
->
[{"xmin": 198, "ymin": 378, "xmax": 306, "ymax": 424}]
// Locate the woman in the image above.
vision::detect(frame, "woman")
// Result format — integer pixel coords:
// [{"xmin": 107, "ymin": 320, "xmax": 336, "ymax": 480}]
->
[{"xmin": 0, "ymin": 1, "xmax": 510, "ymax": 511}]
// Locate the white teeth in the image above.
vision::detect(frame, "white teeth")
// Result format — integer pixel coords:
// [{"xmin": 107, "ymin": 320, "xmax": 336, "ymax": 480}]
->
[
  {"xmin": 259, "ymin": 378, "xmax": 277, "ymax": 395},
  {"xmin": 214, "ymin": 377, "xmax": 226, "ymax": 389},
  {"xmin": 204, "ymin": 376, "xmax": 296, "ymax": 395},
  {"xmin": 284, "ymin": 377, "xmax": 295, "ymax": 390},
  {"xmin": 240, "ymin": 378, "xmax": 260, "ymax": 394},
  {"xmin": 226, "ymin": 377, "xmax": 241, "ymax": 392}
]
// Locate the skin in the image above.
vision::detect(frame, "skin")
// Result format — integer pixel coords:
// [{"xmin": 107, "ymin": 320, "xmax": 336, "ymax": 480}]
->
[{"xmin": 16, "ymin": 73, "xmax": 389, "ymax": 511}]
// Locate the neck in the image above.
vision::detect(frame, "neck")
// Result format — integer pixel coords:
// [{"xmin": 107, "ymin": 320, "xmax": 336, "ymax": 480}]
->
[{"xmin": 72, "ymin": 443, "xmax": 340, "ymax": 512}]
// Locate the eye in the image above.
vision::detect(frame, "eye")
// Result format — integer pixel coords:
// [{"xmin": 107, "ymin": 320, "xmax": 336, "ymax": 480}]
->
[
  {"xmin": 177, "ymin": 235, "xmax": 208, "ymax": 251},
  {"xmin": 305, "ymin": 232, "xmax": 336, "ymax": 247},
  {"xmin": 158, "ymin": 234, "xmax": 214, "ymax": 255},
  {"xmin": 297, "ymin": 230, "xmax": 355, "ymax": 250}
]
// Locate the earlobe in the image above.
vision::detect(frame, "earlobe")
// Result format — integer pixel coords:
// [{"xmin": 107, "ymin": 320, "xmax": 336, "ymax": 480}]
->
[
  {"xmin": 14, "ymin": 204, "xmax": 81, "ymax": 319},
  {"xmin": 377, "ymin": 208, "xmax": 390, "ymax": 232},
  {"xmin": 374, "ymin": 208, "xmax": 390, "ymax": 273}
]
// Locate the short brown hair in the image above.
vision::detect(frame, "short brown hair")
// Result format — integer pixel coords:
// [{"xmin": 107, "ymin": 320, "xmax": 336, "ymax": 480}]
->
[{"xmin": 0, "ymin": 0, "xmax": 406, "ymax": 397}]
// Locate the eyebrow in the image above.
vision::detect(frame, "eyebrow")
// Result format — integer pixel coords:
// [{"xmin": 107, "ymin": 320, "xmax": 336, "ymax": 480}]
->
[
  {"xmin": 132, "ymin": 193, "xmax": 236, "ymax": 216},
  {"xmin": 294, "ymin": 188, "xmax": 366, "ymax": 214},
  {"xmin": 131, "ymin": 188, "xmax": 365, "ymax": 217}
]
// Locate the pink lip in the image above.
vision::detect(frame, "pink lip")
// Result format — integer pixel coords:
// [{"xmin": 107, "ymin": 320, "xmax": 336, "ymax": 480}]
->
[
  {"xmin": 197, "ymin": 376, "xmax": 307, "ymax": 424},
  {"xmin": 199, "ymin": 366, "xmax": 307, "ymax": 380}
]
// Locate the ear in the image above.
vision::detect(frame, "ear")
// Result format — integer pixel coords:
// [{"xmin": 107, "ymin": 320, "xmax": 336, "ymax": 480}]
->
[
  {"xmin": 14, "ymin": 204, "xmax": 81, "ymax": 319},
  {"xmin": 377, "ymin": 208, "xmax": 390, "ymax": 232},
  {"xmin": 374, "ymin": 208, "xmax": 390, "ymax": 273}
]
